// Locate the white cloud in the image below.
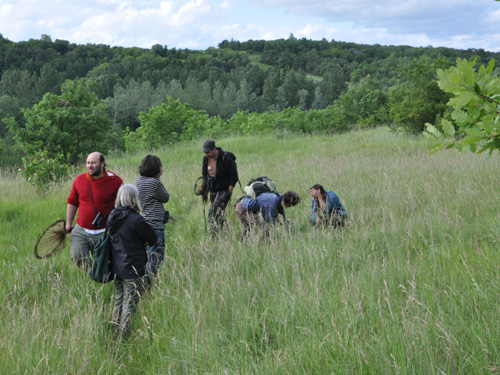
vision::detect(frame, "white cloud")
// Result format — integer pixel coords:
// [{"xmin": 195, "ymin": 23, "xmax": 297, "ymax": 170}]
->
[
  {"xmin": 485, "ymin": 9, "xmax": 500, "ymax": 24},
  {"xmin": 255, "ymin": 0, "xmax": 498, "ymax": 40},
  {"xmin": 260, "ymin": 32, "xmax": 276, "ymax": 41},
  {"xmin": 296, "ymin": 24, "xmax": 323, "ymax": 39},
  {"xmin": 220, "ymin": 0, "xmax": 232, "ymax": 10},
  {"xmin": 0, "ymin": 0, "xmax": 499, "ymax": 51},
  {"xmin": 0, "ymin": 3, "xmax": 15, "ymax": 13},
  {"xmin": 96, "ymin": 0, "xmax": 124, "ymax": 5}
]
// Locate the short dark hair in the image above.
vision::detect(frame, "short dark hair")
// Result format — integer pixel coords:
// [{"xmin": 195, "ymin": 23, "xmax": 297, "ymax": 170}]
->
[
  {"xmin": 202, "ymin": 139, "xmax": 216, "ymax": 153},
  {"xmin": 139, "ymin": 154, "xmax": 162, "ymax": 177},
  {"xmin": 283, "ymin": 191, "xmax": 301, "ymax": 207}
]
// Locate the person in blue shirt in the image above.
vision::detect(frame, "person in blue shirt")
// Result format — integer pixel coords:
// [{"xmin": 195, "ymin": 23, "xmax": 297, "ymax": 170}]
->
[
  {"xmin": 310, "ymin": 184, "xmax": 347, "ymax": 228},
  {"xmin": 235, "ymin": 190, "xmax": 301, "ymax": 239}
]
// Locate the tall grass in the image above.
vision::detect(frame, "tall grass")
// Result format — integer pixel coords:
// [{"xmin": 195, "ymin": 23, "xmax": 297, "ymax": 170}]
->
[{"xmin": 1, "ymin": 127, "xmax": 500, "ymax": 374}]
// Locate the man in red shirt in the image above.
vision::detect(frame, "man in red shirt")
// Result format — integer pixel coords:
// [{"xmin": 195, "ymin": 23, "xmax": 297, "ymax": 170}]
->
[{"xmin": 66, "ymin": 152, "xmax": 123, "ymax": 269}]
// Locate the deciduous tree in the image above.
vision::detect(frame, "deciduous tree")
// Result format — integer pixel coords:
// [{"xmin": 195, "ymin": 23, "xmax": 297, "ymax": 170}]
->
[
  {"xmin": 389, "ymin": 56, "xmax": 451, "ymax": 133},
  {"xmin": 127, "ymin": 97, "xmax": 196, "ymax": 151},
  {"xmin": 8, "ymin": 79, "xmax": 111, "ymax": 164}
]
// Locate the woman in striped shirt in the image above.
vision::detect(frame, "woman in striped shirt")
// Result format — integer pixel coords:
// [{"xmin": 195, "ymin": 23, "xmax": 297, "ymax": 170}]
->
[{"xmin": 136, "ymin": 154, "xmax": 170, "ymax": 287}]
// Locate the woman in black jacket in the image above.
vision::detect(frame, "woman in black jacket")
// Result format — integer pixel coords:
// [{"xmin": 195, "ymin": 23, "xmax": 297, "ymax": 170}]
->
[{"xmin": 107, "ymin": 184, "xmax": 157, "ymax": 338}]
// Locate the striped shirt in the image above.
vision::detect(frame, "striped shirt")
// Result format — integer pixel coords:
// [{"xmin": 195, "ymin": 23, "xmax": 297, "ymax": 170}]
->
[{"xmin": 136, "ymin": 176, "xmax": 170, "ymax": 229}]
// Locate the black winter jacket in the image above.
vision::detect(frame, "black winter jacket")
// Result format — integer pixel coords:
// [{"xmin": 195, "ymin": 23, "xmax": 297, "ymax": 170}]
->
[
  {"xmin": 107, "ymin": 206, "xmax": 158, "ymax": 279},
  {"xmin": 202, "ymin": 147, "xmax": 239, "ymax": 192}
]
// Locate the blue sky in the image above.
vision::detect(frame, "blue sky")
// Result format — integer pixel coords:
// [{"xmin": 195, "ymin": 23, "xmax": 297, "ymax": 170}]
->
[{"xmin": 1, "ymin": 0, "xmax": 499, "ymax": 51}]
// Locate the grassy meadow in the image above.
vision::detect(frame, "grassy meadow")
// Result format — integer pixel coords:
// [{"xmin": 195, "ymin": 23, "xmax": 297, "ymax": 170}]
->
[{"xmin": 1, "ymin": 127, "xmax": 500, "ymax": 374}]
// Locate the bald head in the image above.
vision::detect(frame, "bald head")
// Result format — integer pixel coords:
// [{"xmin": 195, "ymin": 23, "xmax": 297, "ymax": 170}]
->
[{"xmin": 87, "ymin": 152, "xmax": 105, "ymax": 178}]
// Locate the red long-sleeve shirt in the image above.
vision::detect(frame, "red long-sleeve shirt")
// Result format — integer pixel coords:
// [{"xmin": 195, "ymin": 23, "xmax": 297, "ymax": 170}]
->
[{"xmin": 67, "ymin": 169, "xmax": 123, "ymax": 230}]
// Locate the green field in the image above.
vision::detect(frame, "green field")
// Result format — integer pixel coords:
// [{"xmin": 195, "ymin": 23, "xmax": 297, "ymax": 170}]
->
[{"xmin": 1, "ymin": 127, "xmax": 500, "ymax": 374}]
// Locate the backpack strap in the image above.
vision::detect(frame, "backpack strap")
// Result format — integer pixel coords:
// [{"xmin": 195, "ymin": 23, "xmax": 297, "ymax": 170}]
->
[
  {"xmin": 223, "ymin": 152, "xmax": 244, "ymax": 194},
  {"xmin": 236, "ymin": 179, "xmax": 244, "ymax": 194}
]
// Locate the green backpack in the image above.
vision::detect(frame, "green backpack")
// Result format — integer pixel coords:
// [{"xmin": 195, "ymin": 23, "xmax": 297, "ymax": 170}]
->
[
  {"xmin": 244, "ymin": 176, "xmax": 277, "ymax": 199},
  {"xmin": 89, "ymin": 230, "xmax": 113, "ymax": 283}
]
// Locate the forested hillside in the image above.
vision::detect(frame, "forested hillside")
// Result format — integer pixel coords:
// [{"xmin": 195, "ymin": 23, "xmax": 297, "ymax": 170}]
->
[{"xmin": 1, "ymin": 33, "xmax": 499, "ymax": 166}]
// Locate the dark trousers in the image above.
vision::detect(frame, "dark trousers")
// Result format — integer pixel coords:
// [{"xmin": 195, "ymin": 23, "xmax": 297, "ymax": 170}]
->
[
  {"xmin": 329, "ymin": 213, "xmax": 347, "ymax": 229},
  {"xmin": 208, "ymin": 190, "xmax": 231, "ymax": 235},
  {"xmin": 235, "ymin": 202, "xmax": 262, "ymax": 239}
]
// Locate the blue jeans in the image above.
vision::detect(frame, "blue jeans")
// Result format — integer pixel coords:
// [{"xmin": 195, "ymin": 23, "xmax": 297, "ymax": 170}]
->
[{"xmin": 145, "ymin": 228, "xmax": 165, "ymax": 284}]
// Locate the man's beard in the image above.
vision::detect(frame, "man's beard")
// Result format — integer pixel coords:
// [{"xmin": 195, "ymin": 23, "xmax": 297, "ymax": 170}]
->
[{"xmin": 89, "ymin": 165, "xmax": 103, "ymax": 177}]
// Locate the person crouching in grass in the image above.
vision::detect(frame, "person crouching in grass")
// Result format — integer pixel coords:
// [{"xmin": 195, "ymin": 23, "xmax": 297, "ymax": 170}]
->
[{"xmin": 309, "ymin": 183, "xmax": 347, "ymax": 228}]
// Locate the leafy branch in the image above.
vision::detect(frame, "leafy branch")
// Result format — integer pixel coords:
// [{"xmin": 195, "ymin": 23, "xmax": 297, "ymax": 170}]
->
[{"xmin": 424, "ymin": 58, "xmax": 500, "ymax": 154}]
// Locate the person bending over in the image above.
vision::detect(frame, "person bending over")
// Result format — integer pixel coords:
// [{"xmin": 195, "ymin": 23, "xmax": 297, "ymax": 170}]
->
[{"xmin": 235, "ymin": 190, "xmax": 301, "ymax": 239}]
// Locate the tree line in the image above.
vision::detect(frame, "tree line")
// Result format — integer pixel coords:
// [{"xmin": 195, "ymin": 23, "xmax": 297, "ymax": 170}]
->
[{"xmin": 1, "ymin": 33, "xmax": 499, "ymax": 167}]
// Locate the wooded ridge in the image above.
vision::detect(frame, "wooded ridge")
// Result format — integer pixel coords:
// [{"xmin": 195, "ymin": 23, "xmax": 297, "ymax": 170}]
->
[{"xmin": 1, "ymin": 34, "xmax": 499, "ymax": 165}]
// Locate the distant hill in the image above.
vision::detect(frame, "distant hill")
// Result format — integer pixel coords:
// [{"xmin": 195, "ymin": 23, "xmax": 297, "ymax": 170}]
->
[{"xmin": 1, "ymin": 34, "xmax": 498, "ymax": 165}]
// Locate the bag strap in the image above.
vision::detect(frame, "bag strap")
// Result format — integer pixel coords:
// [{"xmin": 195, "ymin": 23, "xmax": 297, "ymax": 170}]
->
[
  {"xmin": 222, "ymin": 152, "xmax": 244, "ymax": 194},
  {"xmin": 87, "ymin": 179, "xmax": 98, "ymax": 216}
]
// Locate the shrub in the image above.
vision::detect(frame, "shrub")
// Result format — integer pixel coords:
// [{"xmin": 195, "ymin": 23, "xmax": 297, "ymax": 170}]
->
[{"xmin": 19, "ymin": 150, "xmax": 72, "ymax": 195}]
